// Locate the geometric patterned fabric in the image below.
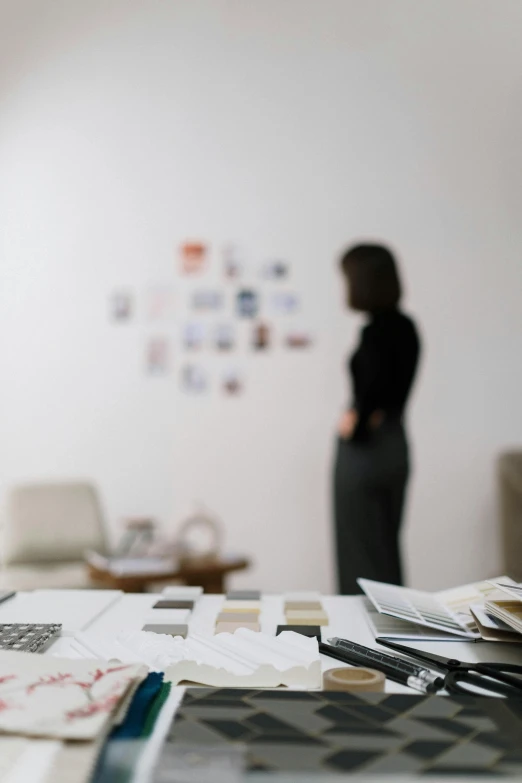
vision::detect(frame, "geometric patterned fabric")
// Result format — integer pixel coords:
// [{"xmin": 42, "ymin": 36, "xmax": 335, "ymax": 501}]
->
[{"xmin": 164, "ymin": 688, "xmax": 522, "ymax": 776}]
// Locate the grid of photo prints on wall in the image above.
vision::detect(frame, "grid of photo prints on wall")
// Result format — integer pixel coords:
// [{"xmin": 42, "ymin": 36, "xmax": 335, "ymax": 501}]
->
[{"xmin": 108, "ymin": 241, "xmax": 313, "ymax": 397}]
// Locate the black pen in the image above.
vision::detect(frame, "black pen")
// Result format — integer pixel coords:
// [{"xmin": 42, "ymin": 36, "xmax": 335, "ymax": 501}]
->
[{"xmin": 320, "ymin": 637, "xmax": 443, "ymax": 694}]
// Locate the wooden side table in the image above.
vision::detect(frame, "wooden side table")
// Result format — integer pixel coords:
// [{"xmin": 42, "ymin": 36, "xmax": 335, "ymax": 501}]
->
[{"xmin": 87, "ymin": 555, "xmax": 250, "ymax": 594}]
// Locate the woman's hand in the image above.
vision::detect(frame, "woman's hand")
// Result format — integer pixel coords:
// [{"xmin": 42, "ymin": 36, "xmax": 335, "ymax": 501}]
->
[
  {"xmin": 338, "ymin": 409, "xmax": 358, "ymax": 439},
  {"xmin": 338, "ymin": 409, "xmax": 385, "ymax": 439}
]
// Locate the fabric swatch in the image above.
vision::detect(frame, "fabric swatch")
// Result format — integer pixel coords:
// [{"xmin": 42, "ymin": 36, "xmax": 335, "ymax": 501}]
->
[
  {"xmin": 0, "ymin": 649, "xmax": 146, "ymax": 740},
  {"xmin": 111, "ymin": 673, "xmax": 164, "ymax": 740},
  {"xmin": 91, "ymin": 677, "xmax": 172, "ymax": 783}
]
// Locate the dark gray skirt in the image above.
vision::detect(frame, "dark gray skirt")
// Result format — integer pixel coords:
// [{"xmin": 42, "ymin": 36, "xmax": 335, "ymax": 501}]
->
[{"xmin": 333, "ymin": 418, "xmax": 410, "ymax": 594}]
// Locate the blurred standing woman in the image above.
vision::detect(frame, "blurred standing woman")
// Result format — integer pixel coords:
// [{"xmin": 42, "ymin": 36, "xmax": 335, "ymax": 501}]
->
[{"xmin": 334, "ymin": 244, "xmax": 420, "ymax": 594}]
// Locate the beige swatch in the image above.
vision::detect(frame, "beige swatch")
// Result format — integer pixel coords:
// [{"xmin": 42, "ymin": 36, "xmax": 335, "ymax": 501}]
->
[
  {"xmin": 221, "ymin": 601, "xmax": 261, "ymax": 614},
  {"xmin": 285, "ymin": 610, "xmax": 329, "ymax": 626},
  {"xmin": 284, "ymin": 601, "xmax": 323, "ymax": 611},
  {"xmin": 216, "ymin": 612, "xmax": 259, "ymax": 624}
]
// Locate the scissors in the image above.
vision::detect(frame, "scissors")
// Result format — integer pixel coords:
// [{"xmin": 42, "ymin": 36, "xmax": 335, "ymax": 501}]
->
[{"xmin": 376, "ymin": 637, "xmax": 522, "ymax": 697}]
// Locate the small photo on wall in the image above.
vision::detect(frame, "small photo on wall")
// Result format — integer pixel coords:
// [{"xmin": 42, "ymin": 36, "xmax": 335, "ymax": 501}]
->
[
  {"xmin": 269, "ymin": 291, "xmax": 299, "ymax": 315},
  {"xmin": 223, "ymin": 244, "xmax": 244, "ymax": 280},
  {"xmin": 236, "ymin": 289, "xmax": 259, "ymax": 319},
  {"xmin": 252, "ymin": 322, "xmax": 271, "ymax": 351},
  {"xmin": 285, "ymin": 329, "xmax": 313, "ymax": 349},
  {"xmin": 145, "ymin": 285, "xmax": 175, "ymax": 321},
  {"xmin": 223, "ymin": 367, "xmax": 243, "ymax": 396},
  {"xmin": 183, "ymin": 322, "xmax": 206, "ymax": 351},
  {"xmin": 146, "ymin": 337, "xmax": 170, "ymax": 374},
  {"xmin": 214, "ymin": 324, "xmax": 236, "ymax": 351},
  {"xmin": 180, "ymin": 241, "xmax": 207, "ymax": 274},
  {"xmin": 192, "ymin": 288, "xmax": 224, "ymax": 311},
  {"xmin": 261, "ymin": 259, "xmax": 289, "ymax": 280},
  {"xmin": 110, "ymin": 289, "xmax": 133, "ymax": 322},
  {"xmin": 181, "ymin": 364, "xmax": 208, "ymax": 394}
]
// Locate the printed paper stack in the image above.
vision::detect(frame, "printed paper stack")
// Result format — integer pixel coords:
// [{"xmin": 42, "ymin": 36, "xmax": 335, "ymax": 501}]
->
[
  {"xmin": 485, "ymin": 580, "xmax": 522, "ymax": 636},
  {"xmin": 0, "ymin": 649, "xmax": 147, "ymax": 783},
  {"xmin": 358, "ymin": 575, "xmax": 518, "ymax": 641}
]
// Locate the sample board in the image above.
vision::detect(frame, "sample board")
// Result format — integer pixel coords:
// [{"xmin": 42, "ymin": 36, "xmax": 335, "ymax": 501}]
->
[{"xmin": 162, "ymin": 688, "xmax": 522, "ymax": 776}]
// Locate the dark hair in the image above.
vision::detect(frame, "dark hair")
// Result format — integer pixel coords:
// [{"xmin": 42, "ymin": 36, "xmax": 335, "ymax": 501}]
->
[{"xmin": 340, "ymin": 243, "xmax": 402, "ymax": 312}]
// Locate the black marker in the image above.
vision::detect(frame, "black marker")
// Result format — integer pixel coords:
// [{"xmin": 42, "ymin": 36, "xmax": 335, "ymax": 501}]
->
[{"xmin": 320, "ymin": 637, "xmax": 444, "ymax": 694}]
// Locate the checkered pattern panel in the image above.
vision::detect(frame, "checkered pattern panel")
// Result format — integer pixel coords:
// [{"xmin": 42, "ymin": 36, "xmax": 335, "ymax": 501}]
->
[{"xmin": 164, "ymin": 688, "xmax": 522, "ymax": 776}]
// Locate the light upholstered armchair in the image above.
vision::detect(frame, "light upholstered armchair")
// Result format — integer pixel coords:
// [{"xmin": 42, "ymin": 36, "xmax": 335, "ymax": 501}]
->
[
  {"xmin": 0, "ymin": 482, "xmax": 108, "ymax": 590},
  {"xmin": 498, "ymin": 452, "xmax": 522, "ymax": 583}
]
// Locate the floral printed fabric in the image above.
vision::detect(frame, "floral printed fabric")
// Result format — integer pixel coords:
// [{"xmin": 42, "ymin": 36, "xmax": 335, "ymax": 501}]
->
[{"xmin": 0, "ymin": 650, "xmax": 147, "ymax": 740}]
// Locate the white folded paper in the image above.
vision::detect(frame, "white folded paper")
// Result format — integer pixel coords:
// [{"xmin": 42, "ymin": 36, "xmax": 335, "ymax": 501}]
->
[{"xmin": 117, "ymin": 628, "xmax": 321, "ymax": 688}]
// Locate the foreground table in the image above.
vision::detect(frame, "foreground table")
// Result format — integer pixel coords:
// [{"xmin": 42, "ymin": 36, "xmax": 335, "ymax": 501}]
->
[{"xmin": 12, "ymin": 592, "xmax": 522, "ymax": 782}]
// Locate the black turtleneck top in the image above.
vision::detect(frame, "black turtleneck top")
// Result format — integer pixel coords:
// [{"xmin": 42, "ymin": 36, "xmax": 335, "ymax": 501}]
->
[{"xmin": 349, "ymin": 309, "xmax": 420, "ymax": 440}]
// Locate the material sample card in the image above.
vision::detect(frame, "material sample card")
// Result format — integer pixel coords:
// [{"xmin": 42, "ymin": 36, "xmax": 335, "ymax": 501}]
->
[
  {"xmin": 216, "ymin": 612, "xmax": 259, "ymax": 624},
  {"xmin": 221, "ymin": 601, "xmax": 260, "ymax": 614},
  {"xmin": 153, "ymin": 600, "xmax": 194, "ymax": 610},
  {"xmin": 0, "ymin": 650, "xmax": 145, "ymax": 739},
  {"xmin": 276, "ymin": 624, "xmax": 321, "ymax": 640},
  {"xmin": 226, "ymin": 591, "xmax": 261, "ymax": 601}
]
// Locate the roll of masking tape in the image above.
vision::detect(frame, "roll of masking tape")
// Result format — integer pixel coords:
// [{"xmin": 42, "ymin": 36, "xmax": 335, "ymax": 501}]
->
[{"xmin": 323, "ymin": 667, "xmax": 385, "ymax": 693}]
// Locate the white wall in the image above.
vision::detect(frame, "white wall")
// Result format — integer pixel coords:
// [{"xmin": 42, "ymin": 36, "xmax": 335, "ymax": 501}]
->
[{"xmin": 1, "ymin": 0, "xmax": 522, "ymax": 592}]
